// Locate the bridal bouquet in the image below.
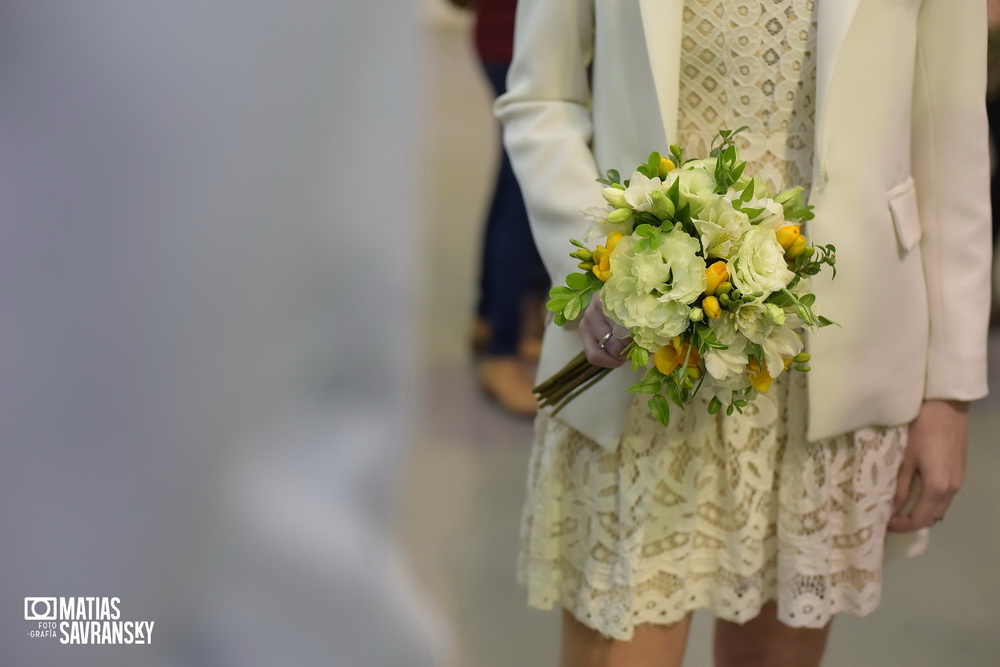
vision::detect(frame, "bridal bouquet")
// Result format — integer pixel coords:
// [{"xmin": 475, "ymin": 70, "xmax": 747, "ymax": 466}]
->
[{"xmin": 536, "ymin": 128, "xmax": 837, "ymax": 427}]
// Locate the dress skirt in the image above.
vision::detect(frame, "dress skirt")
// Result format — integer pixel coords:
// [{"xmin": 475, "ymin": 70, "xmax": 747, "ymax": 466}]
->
[{"xmin": 517, "ymin": 372, "xmax": 913, "ymax": 640}]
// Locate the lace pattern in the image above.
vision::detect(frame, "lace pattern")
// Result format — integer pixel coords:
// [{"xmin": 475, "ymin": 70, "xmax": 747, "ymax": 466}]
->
[
  {"xmin": 519, "ymin": 374, "xmax": 909, "ymax": 640},
  {"xmin": 518, "ymin": 0, "xmax": 913, "ymax": 640},
  {"xmin": 676, "ymin": 0, "xmax": 818, "ymax": 193}
]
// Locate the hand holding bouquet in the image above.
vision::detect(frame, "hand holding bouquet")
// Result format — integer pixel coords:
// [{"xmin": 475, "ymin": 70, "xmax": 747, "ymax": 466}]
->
[{"xmin": 536, "ymin": 128, "xmax": 837, "ymax": 427}]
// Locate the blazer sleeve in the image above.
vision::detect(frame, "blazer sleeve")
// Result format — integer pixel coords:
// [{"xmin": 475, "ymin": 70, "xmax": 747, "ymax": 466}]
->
[
  {"xmin": 911, "ymin": 0, "xmax": 992, "ymax": 401},
  {"xmin": 493, "ymin": 0, "xmax": 606, "ymax": 285}
]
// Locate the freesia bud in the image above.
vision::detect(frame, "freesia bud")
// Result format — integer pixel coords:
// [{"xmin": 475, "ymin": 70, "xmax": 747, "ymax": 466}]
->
[
  {"xmin": 716, "ymin": 281, "xmax": 732, "ymax": 296},
  {"xmin": 578, "ymin": 262, "xmax": 594, "ymax": 270},
  {"xmin": 602, "ymin": 187, "xmax": 629, "ymax": 208},
  {"xmin": 688, "ymin": 307, "xmax": 704, "ymax": 322},
  {"xmin": 785, "ymin": 234, "xmax": 808, "ymax": 259},
  {"xmin": 570, "ymin": 249, "xmax": 592, "ymax": 261},
  {"xmin": 793, "ymin": 352, "xmax": 811, "ymax": 362},
  {"xmin": 608, "ymin": 208, "xmax": 632, "ymax": 224},
  {"xmin": 687, "ymin": 366, "xmax": 702, "ymax": 380},
  {"xmin": 775, "ymin": 225, "xmax": 801, "ymax": 250},
  {"xmin": 704, "ymin": 262, "xmax": 729, "ymax": 295},
  {"xmin": 649, "ymin": 189, "xmax": 675, "ymax": 220},
  {"xmin": 658, "ymin": 157, "xmax": 676, "ymax": 178},
  {"xmin": 764, "ymin": 303, "xmax": 786, "ymax": 326},
  {"xmin": 703, "ymin": 296, "xmax": 722, "ymax": 319}
]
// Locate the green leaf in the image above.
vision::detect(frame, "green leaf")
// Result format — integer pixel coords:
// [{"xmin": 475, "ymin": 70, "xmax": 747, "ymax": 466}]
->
[
  {"xmin": 634, "ymin": 224, "xmax": 656, "ymax": 238},
  {"xmin": 628, "ymin": 345, "xmax": 649, "ymax": 369},
  {"xmin": 648, "ymin": 394, "xmax": 671, "ymax": 428},
  {"xmin": 545, "ymin": 297, "xmax": 569, "ymax": 313},
  {"xmin": 667, "ymin": 176, "xmax": 681, "ymax": 206},
  {"xmin": 627, "ymin": 367, "xmax": 664, "ymax": 394},
  {"xmin": 649, "ymin": 231, "xmax": 665, "ymax": 250},
  {"xmin": 767, "ymin": 291, "xmax": 794, "ymax": 307},
  {"xmin": 799, "ymin": 293, "xmax": 816, "ymax": 307},
  {"xmin": 635, "ymin": 238, "xmax": 650, "ymax": 253},
  {"xmin": 565, "ymin": 272, "xmax": 590, "ymax": 291},
  {"xmin": 553, "ymin": 313, "xmax": 567, "ymax": 326},
  {"xmin": 607, "ymin": 169, "xmax": 621, "ymax": 184},
  {"xmin": 563, "ymin": 297, "xmax": 582, "ymax": 320},
  {"xmin": 818, "ymin": 315, "xmax": 839, "ymax": 327},
  {"xmin": 708, "ymin": 396, "xmax": 722, "ymax": 414},
  {"xmin": 740, "ymin": 178, "xmax": 755, "ymax": 202}
]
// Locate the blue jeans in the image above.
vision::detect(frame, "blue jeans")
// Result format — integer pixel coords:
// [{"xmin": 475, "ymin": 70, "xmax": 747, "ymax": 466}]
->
[{"xmin": 477, "ymin": 61, "xmax": 549, "ymax": 356}]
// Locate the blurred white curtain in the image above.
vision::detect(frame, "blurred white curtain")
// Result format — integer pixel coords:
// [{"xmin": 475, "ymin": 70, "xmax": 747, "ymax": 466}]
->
[{"xmin": 0, "ymin": 1, "xmax": 449, "ymax": 665}]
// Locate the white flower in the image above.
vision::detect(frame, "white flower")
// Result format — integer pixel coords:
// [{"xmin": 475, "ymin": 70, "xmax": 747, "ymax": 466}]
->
[
  {"xmin": 703, "ymin": 315, "xmax": 749, "ymax": 382},
  {"xmin": 760, "ymin": 325, "xmax": 802, "ymax": 378},
  {"xmin": 664, "ymin": 167, "xmax": 717, "ymax": 216},
  {"xmin": 727, "ymin": 226, "xmax": 795, "ymax": 298},
  {"xmin": 693, "ymin": 198, "xmax": 751, "ymax": 259},
  {"xmin": 730, "ymin": 301, "xmax": 803, "ymax": 378},
  {"xmin": 658, "ymin": 227, "xmax": 707, "ymax": 304},
  {"xmin": 623, "ymin": 171, "xmax": 662, "ymax": 212},
  {"xmin": 602, "ymin": 187, "xmax": 630, "ymax": 209},
  {"xmin": 599, "ymin": 230, "xmax": 703, "ymax": 351},
  {"xmin": 731, "ymin": 300, "xmax": 770, "ymax": 345},
  {"xmin": 581, "ymin": 206, "xmax": 631, "ymax": 242}
]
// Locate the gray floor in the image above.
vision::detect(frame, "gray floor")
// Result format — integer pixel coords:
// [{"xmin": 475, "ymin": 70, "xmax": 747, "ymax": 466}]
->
[{"xmin": 393, "ymin": 8, "xmax": 1000, "ymax": 666}]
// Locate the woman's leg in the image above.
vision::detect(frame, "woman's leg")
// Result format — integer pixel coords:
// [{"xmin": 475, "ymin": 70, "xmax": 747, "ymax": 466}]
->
[
  {"xmin": 560, "ymin": 609, "xmax": 692, "ymax": 667},
  {"xmin": 712, "ymin": 602, "xmax": 832, "ymax": 667}
]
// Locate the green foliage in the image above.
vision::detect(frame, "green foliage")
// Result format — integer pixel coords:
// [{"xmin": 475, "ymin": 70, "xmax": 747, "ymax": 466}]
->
[
  {"xmin": 627, "ymin": 366, "xmax": 664, "ymax": 394},
  {"xmin": 648, "ymin": 394, "xmax": 671, "ymax": 428}
]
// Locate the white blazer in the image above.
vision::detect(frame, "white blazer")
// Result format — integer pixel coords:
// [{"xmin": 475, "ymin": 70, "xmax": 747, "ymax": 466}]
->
[{"xmin": 495, "ymin": 0, "xmax": 991, "ymax": 452}]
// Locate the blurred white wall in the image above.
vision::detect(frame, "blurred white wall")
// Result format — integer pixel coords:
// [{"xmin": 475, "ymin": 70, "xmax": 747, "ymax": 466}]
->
[{"xmin": 0, "ymin": 2, "xmax": 450, "ymax": 665}]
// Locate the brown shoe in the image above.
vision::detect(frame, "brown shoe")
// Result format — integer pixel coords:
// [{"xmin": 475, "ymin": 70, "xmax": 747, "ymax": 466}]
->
[
  {"xmin": 471, "ymin": 317, "xmax": 492, "ymax": 355},
  {"xmin": 478, "ymin": 356, "xmax": 538, "ymax": 417}
]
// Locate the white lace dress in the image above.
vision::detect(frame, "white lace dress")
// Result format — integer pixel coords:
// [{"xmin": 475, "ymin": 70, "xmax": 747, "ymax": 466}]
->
[{"xmin": 517, "ymin": 0, "xmax": 917, "ymax": 641}]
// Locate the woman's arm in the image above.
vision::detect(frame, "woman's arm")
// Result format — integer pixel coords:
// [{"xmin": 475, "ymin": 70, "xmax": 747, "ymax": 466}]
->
[
  {"xmin": 910, "ymin": 0, "xmax": 991, "ymax": 402},
  {"xmin": 493, "ymin": 0, "xmax": 605, "ymax": 286},
  {"xmin": 890, "ymin": 0, "xmax": 990, "ymax": 532}
]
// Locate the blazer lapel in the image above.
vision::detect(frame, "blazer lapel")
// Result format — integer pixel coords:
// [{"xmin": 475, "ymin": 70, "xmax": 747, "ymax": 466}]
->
[{"xmin": 638, "ymin": 0, "xmax": 685, "ymax": 143}]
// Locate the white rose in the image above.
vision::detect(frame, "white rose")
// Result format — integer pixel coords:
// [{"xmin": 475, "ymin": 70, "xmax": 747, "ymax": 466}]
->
[
  {"xmin": 727, "ymin": 226, "xmax": 795, "ymax": 298},
  {"xmin": 658, "ymin": 227, "xmax": 707, "ymax": 304},
  {"xmin": 598, "ymin": 231, "xmax": 700, "ymax": 351},
  {"xmin": 629, "ymin": 300, "xmax": 692, "ymax": 351},
  {"xmin": 693, "ymin": 198, "xmax": 751, "ymax": 259},
  {"xmin": 665, "ymin": 167, "xmax": 717, "ymax": 216}
]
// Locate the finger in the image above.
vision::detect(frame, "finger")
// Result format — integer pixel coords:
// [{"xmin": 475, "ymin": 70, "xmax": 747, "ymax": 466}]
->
[
  {"xmin": 582, "ymin": 333, "xmax": 624, "ymax": 368},
  {"xmin": 892, "ymin": 459, "xmax": 916, "ymax": 515},
  {"xmin": 906, "ymin": 472, "xmax": 954, "ymax": 529},
  {"xmin": 601, "ymin": 334, "xmax": 630, "ymax": 358}
]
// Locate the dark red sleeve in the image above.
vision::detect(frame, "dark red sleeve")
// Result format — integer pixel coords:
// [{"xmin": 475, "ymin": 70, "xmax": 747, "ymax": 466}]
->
[{"xmin": 474, "ymin": 0, "xmax": 517, "ymax": 65}]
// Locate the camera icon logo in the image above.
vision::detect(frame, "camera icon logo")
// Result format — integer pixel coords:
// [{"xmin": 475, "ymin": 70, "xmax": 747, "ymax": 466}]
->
[{"xmin": 24, "ymin": 597, "xmax": 57, "ymax": 621}]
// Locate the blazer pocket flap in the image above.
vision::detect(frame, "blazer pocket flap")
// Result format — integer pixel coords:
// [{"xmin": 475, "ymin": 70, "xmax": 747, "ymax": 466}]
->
[{"xmin": 887, "ymin": 177, "xmax": 922, "ymax": 252}]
